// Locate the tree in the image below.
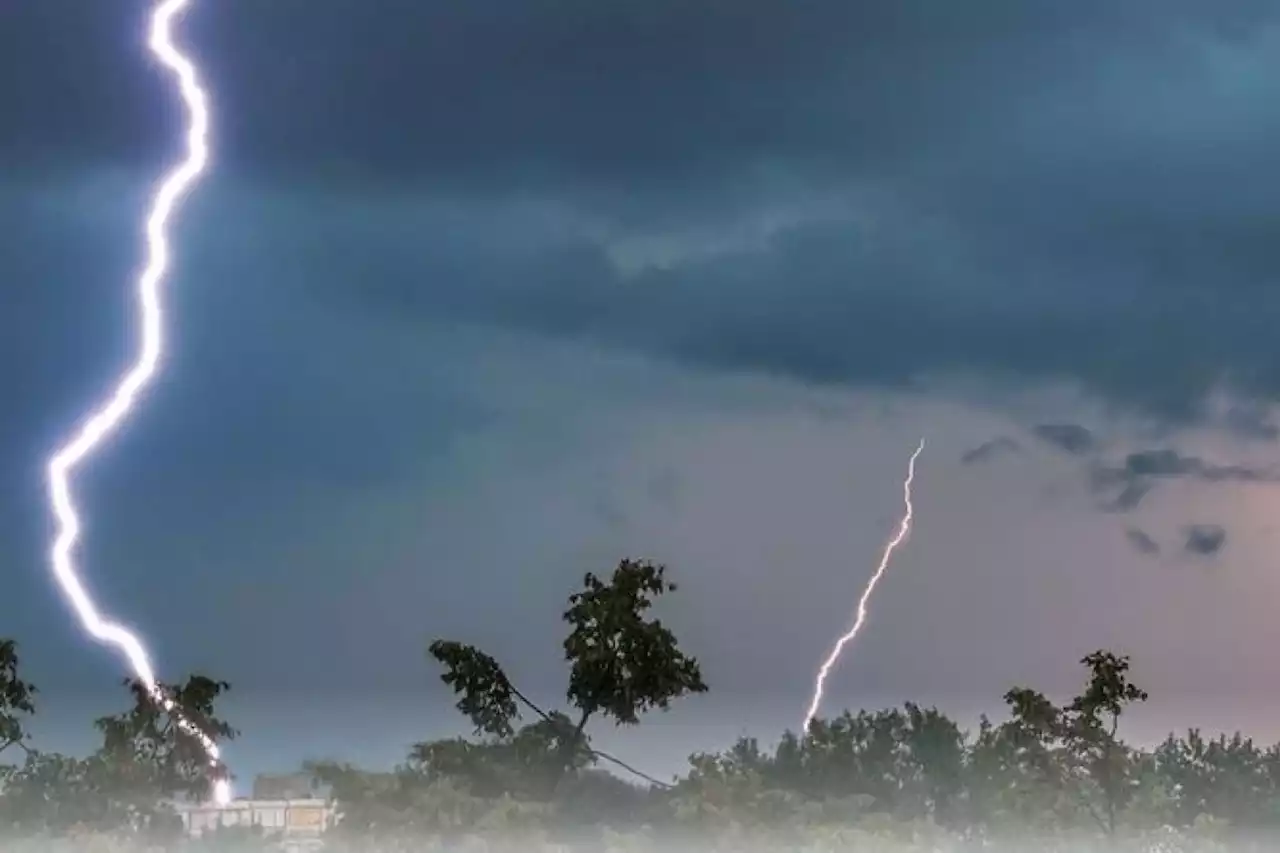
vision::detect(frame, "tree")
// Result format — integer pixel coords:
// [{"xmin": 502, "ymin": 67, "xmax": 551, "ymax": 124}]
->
[
  {"xmin": 428, "ymin": 558, "xmax": 707, "ymax": 796},
  {"xmin": 0, "ymin": 639, "xmax": 36, "ymax": 760},
  {"xmin": 407, "ymin": 715, "xmax": 595, "ymax": 800},
  {"xmin": 993, "ymin": 649, "xmax": 1148, "ymax": 838},
  {"xmin": 1063, "ymin": 650, "xmax": 1148, "ymax": 836},
  {"xmin": 898, "ymin": 702, "xmax": 966, "ymax": 824},
  {"xmin": 0, "ymin": 751, "xmax": 110, "ymax": 835},
  {"xmin": 0, "ymin": 646, "xmax": 245, "ymax": 843},
  {"xmin": 678, "ymin": 704, "xmax": 964, "ymax": 831},
  {"xmin": 1152, "ymin": 728, "xmax": 1280, "ymax": 833},
  {"xmin": 92, "ymin": 674, "xmax": 237, "ymax": 825}
]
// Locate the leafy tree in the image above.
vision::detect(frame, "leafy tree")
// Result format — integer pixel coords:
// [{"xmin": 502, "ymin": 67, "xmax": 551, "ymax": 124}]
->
[
  {"xmin": 407, "ymin": 714, "xmax": 595, "ymax": 800},
  {"xmin": 1063, "ymin": 650, "xmax": 1149, "ymax": 835},
  {"xmin": 0, "ymin": 674, "xmax": 235, "ymax": 840},
  {"xmin": 428, "ymin": 559, "xmax": 707, "ymax": 796},
  {"xmin": 675, "ymin": 704, "xmax": 964, "ymax": 834},
  {"xmin": 963, "ymin": 709, "xmax": 1077, "ymax": 834},
  {"xmin": 897, "ymin": 702, "xmax": 967, "ymax": 823},
  {"xmin": 0, "ymin": 751, "xmax": 116, "ymax": 835},
  {"xmin": 672, "ymin": 743, "xmax": 806, "ymax": 832},
  {"xmin": 92, "ymin": 674, "xmax": 237, "ymax": 822},
  {"xmin": 1152, "ymin": 728, "xmax": 1280, "ymax": 833},
  {"xmin": 981, "ymin": 650, "xmax": 1148, "ymax": 837},
  {"xmin": 0, "ymin": 639, "xmax": 36, "ymax": 760}
]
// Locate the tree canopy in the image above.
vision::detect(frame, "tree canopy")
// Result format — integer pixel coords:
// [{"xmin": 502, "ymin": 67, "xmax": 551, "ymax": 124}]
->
[
  {"xmin": 1, "ymin": 562, "xmax": 1277, "ymax": 852},
  {"xmin": 427, "ymin": 558, "xmax": 708, "ymax": 796},
  {"xmin": 0, "ymin": 650, "xmax": 236, "ymax": 843}
]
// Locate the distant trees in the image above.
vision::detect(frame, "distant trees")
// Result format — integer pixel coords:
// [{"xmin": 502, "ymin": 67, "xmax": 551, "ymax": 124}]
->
[
  {"xmin": 298, "ymin": 633, "xmax": 1280, "ymax": 850},
  {"xmin": 7, "ymin": 563, "xmax": 1280, "ymax": 851}
]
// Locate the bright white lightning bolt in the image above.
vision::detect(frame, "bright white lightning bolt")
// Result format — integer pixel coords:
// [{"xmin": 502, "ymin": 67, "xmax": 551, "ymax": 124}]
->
[
  {"xmin": 44, "ymin": 0, "xmax": 230, "ymax": 806},
  {"xmin": 801, "ymin": 438, "xmax": 925, "ymax": 736}
]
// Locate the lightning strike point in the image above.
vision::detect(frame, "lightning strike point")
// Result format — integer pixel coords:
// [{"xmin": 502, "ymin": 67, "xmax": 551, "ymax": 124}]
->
[
  {"xmin": 801, "ymin": 437, "xmax": 925, "ymax": 736},
  {"xmin": 43, "ymin": 0, "xmax": 229, "ymax": 802}
]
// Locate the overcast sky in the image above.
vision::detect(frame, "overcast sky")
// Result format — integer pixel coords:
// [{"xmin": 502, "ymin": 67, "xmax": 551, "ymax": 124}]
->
[{"xmin": 3, "ymin": 0, "xmax": 1280, "ymax": 784}]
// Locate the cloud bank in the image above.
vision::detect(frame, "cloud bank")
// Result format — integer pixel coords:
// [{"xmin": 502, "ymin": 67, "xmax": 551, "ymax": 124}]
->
[{"xmin": 3, "ymin": 1, "xmax": 1280, "ymax": 425}]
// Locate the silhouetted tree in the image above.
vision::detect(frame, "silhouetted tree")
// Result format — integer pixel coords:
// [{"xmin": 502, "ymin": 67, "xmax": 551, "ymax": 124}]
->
[
  {"xmin": 428, "ymin": 559, "xmax": 707, "ymax": 796},
  {"xmin": 0, "ymin": 671, "xmax": 233, "ymax": 839},
  {"xmin": 93, "ymin": 674, "xmax": 237, "ymax": 827},
  {"xmin": 1064, "ymin": 650, "xmax": 1148, "ymax": 835},
  {"xmin": 0, "ymin": 640, "xmax": 36, "ymax": 759},
  {"xmin": 974, "ymin": 650, "xmax": 1148, "ymax": 838}
]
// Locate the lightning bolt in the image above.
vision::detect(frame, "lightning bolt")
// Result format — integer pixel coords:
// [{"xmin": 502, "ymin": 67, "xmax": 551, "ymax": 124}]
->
[
  {"xmin": 801, "ymin": 437, "xmax": 925, "ymax": 736},
  {"xmin": 44, "ymin": 0, "xmax": 229, "ymax": 805}
]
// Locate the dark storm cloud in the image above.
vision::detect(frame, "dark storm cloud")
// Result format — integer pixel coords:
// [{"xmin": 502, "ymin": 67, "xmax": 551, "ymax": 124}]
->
[
  {"xmin": 1122, "ymin": 449, "xmax": 1278, "ymax": 482},
  {"xmin": 961, "ymin": 419, "xmax": 1274, "ymax": 512},
  {"xmin": 1030, "ymin": 425, "xmax": 1097, "ymax": 456},
  {"xmin": 1100, "ymin": 481, "xmax": 1155, "ymax": 514},
  {"xmin": 4, "ymin": 1, "xmax": 1181, "ymax": 193},
  {"xmin": 1124, "ymin": 528, "xmax": 1161, "ymax": 557},
  {"xmin": 960, "ymin": 437, "xmax": 1020, "ymax": 465},
  {"xmin": 8, "ymin": 1, "xmax": 1280, "ymax": 420},
  {"xmin": 1183, "ymin": 524, "xmax": 1227, "ymax": 556},
  {"xmin": 1087, "ymin": 447, "xmax": 1279, "ymax": 512}
]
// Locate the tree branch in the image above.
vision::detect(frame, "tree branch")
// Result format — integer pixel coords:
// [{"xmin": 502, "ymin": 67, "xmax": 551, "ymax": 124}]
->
[
  {"xmin": 590, "ymin": 748, "xmax": 671, "ymax": 790},
  {"xmin": 504, "ymin": 683, "xmax": 671, "ymax": 790},
  {"xmin": 0, "ymin": 737, "xmax": 32, "ymax": 758}
]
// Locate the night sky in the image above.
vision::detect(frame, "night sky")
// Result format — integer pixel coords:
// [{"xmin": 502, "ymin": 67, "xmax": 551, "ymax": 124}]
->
[{"xmin": 3, "ymin": 0, "xmax": 1280, "ymax": 785}]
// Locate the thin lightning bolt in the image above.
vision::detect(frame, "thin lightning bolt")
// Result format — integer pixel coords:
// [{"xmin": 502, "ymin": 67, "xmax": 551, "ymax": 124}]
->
[
  {"xmin": 801, "ymin": 438, "xmax": 925, "ymax": 736},
  {"xmin": 44, "ymin": 0, "xmax": 229, "ymax": 805}
]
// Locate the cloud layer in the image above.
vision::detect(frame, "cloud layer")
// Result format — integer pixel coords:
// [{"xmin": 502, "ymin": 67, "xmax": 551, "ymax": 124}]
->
[{"xmin": 4, "ymin": 1, "xmax": 1280, "ymax": 422}]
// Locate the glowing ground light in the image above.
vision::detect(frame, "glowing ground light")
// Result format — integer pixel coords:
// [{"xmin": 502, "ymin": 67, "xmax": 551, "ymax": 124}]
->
[
  {"xmin": 44, "ymin": 0, "xmax": 229, "ymax": 805},
  {"xmin": 802, "ymin": 438, "xmax": 925, "ymax": 735}
]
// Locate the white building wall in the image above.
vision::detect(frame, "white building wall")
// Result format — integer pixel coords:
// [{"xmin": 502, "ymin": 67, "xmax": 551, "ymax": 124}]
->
[{"xmin": 176, "ymin": 797, "xmax": 335, "ymax": 844}]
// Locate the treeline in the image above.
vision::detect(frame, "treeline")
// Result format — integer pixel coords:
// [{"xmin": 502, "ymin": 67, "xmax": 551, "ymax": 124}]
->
[{"xmin": 2, "ymin": 559, "xmax": 1278, "ymax": 851}]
